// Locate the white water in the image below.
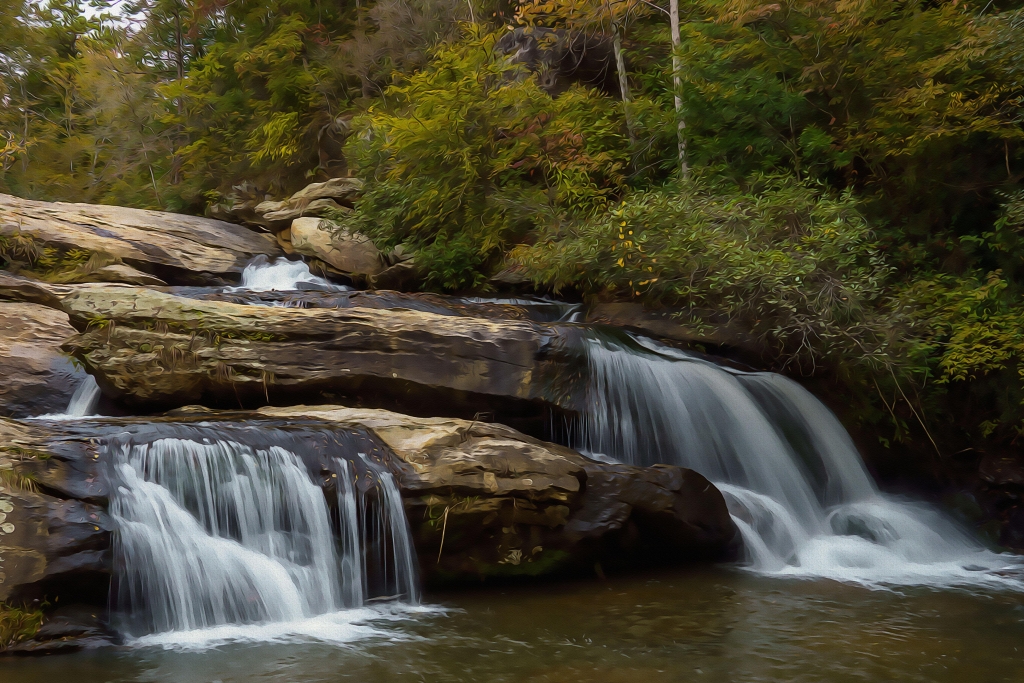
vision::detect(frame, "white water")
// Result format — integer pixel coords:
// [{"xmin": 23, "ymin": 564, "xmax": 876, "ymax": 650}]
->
[
  {"xmin": 30, "ymin": 374, "xmax": 102, "ymax": 420},
  {"xmin": 66, "ymin": 375, "xmax": 102, "ymax": 416},
  {"xmin": 580, "ymin": 333, "xmax": 1024, "ymax": 590},
  {"xmin": 355, "ymin": 453, "xmax": 420, "ymax": 602},
  {"xmin": 108, "ymin": 434, "xmax": 418, "ymax": 645},
  {"xmin": 232, "ymin": 256, "xmax": 349, "ymax": 292}
]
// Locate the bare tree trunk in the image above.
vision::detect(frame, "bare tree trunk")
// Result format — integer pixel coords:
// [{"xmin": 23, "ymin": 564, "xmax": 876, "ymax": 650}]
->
[
  {"xmin": 669, "ymin": 0, "xmax": 689, "ymax": 178},
  {"xmin": 612, "ymin": 21, "xmax": 635, "ymax": 146},
  {"xmin": 171, "ymin": 5, "xmax": 186, "ymax": 186}
]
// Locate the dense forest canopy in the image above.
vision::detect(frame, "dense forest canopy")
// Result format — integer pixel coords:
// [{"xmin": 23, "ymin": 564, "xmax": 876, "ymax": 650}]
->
[{"xmin": 2, "ymin": 0, "xmax": 1024, "ymax": 492}]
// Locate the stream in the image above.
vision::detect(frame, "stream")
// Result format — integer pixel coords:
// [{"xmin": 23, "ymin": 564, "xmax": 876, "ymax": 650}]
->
[
  {"xmin": 4, "ymin": 567, "xmax": 1024, "ymax": 682},
  {"xmin": 6, "ymin": 257, "xmax": 1024, "ymax": 677}
]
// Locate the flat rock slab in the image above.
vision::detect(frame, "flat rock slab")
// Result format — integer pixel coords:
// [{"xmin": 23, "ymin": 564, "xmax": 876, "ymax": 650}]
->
[
  {"xmin": 57, "ymin": 284, "xmax": 584, "ymax": 416},
  {"xmin": 0, "ymin": 193, "xmax": 280, "ymax": 282}
]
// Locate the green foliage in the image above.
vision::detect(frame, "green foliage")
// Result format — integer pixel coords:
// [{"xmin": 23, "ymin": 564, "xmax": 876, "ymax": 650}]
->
[
  {"xmin": 516, "ymin": 175, "xmax": 900, "ymax": 373},
  {"xmin": 347, "ymin": 30, "xmax": 631, "ymax": 290},
  {"xmin": 676, "ymin": 0, "xmax": 1024, "ymax": 264},
  {"xmin": 0, "ymin": 603, "xmax": 44, "ymax": 650}
]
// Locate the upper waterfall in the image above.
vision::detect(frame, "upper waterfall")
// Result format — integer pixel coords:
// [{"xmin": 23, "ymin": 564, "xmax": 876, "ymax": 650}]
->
[{"xmin": 578, "ymin": 331, "xmax": 1024, "ymax": 589}]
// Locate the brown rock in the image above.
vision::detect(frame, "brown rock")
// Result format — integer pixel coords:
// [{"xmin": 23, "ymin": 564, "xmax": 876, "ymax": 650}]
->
[
  {"xmin": 57, "ymin": 284, "xmax": 581, "ymax": 414},
  {"xmin": 260, "ymin": 198, "xmax": 346, "ymax": 225},
  {"xmin": 586, "ymin": 302, "xmax": 756, "ymax": 352},
  {"xmin": 289, "ymin": 217, "xmax": 383, "ymax": 275},
  {"xmin": 0, "ymin": 302, "xmax": 85, "ymax": 418},
  {"xmin": 289, "ymin": 177, "xmax": 363, "ymax": 204},
  {"xmin": 0, "ymin": 418, "xmax": 110, "ymax": 605},
  {"xmin": 0, "ymin": 193, "xmax": 280, "ymax": 283},
  {"xmin": 260, "ymin": 406, "xmax": 739, "ymax": 582}
]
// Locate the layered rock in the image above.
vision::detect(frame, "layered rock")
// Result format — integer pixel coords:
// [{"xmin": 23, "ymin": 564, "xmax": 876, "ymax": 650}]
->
[
  {"xmin": 0, "ymin": 302, "xmax": 86, "ymax": 418},
  {"xmin": 252, "ymin": 177, "xmax": 364, "ymax": 231},
  {"xmin": 0, "ymin": 407, "xmax": 736, "ymax": 653},
  {"xmin": 0, "ymin": 193, "xmax": 280, "ymax": 285},
  {"xmin": 261, "ymin": 406, "xmax": 739, "ymax": 581},
  {"xmin": 57, "ymin": 284, "xmax": 582, "ymax": 418}
]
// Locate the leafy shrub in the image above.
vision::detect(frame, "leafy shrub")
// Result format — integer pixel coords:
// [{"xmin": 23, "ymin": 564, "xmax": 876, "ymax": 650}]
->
[
  {"xmin": 515, "ymin": 175, "xmax": 900, "ymax": 374},
  {"xmin": 346, "ymin": 29, "xmax": 631, "ymax": 290}
]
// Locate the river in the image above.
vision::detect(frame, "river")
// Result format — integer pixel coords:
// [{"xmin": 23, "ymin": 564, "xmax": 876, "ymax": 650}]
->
[{"xmin": 4, "ymin": 567, "xmax": 1024, "ymax": 682}]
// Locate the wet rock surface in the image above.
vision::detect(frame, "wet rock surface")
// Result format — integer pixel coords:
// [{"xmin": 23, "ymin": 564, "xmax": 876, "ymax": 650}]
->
[
  {"xmin": 261, "ymin": 406, "xmax": 739, "ymax": 583},
  {"xmin": 0, "ymin": 408, "xmax": 736, "ymax": 651},
  {"xmin": 0, "ymin": 302, "xmax": 85, "ymax": 418}
]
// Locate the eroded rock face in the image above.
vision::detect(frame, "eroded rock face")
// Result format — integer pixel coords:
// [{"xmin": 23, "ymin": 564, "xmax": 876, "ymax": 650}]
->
[
  {"xmin": 260, "ymin": 406, "xmax": 739, "ymax": 582},
  {"xmin": 57, "ymin": 284, "xmax": 583, "ymax": 417},
  {"xmin": 0, "ymin": 419, "xmax": 111, "ymax": 602},
  {"xmin": 0, "ymin": 193, "xmax": 280, "ymax": 284},
  {"xmin": 0, "ymin": 302, "xmax": 85, "ymax": 418},
  {"xmin": 250, "ymin": 178, "xmax": 365, "ymax": 231}
]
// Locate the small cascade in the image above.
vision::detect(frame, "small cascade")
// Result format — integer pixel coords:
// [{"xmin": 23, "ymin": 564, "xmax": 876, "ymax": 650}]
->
[
  {"xmin": 65, "ymin": 375, "xmax": 102, "ymax": 417},
  {"xmin": 30, "ymin": 375, "xmax": 102, "ymax": 420},
  {"xmin": 355, "ymin": 453, "xmax": 419, "ymax": 602},
  {"xmin": 106, "ymin": 424, "xmax": 418, "ymax": 642},
  {"xmin": 578, "ymin": 331, "xmax": 1024, "ymax": 589},
  {"xmin": 231, "ymin": 256, "xmax": 350, "ymax": 293}
]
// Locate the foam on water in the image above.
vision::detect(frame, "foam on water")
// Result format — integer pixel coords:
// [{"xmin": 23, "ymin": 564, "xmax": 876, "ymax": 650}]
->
[
  {"xmin": 580, "ymin": 331, "xmax": 1024, "ymax": 590},
  {"xmin": 30, "ymin": 374, "xmax": 102, "ymax": 420},
  {"xmin": 232, "ymin": 256, "xmax": 348, "ymax": 292},
  {"xmin": 126, "ymin": 603, "xmax": 440, "ymax": 651}
]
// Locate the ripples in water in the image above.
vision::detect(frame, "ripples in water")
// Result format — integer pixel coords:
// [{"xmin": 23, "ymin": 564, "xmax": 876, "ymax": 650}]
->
[{"xmin": 5, "ymin": 568, "xmax": 1024, "ymax": 683}]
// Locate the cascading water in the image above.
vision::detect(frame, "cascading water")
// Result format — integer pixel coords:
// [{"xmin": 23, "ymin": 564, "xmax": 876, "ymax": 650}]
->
[
  {"xmin": 105, "ymin": 424, "xmax": 419, "ymax": 647},
  {"xmin": 578, "ymin": 331, "xmax": 1024, "ymax": 589},
  {"xmin": 28, "ymin": 375, "xmax": 103, "ymax": 420},
  {"xmin": 230, "ymin": 256, "xmax": 351, "ymax": 293},
  {"xmin": 65, "ymin": 375, "xmax": 102, "ymax": 417}
]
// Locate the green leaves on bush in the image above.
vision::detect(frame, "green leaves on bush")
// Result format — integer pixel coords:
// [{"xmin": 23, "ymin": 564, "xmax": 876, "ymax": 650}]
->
[{"xmin": 347, "ymin": 30, "xmax": 631, "ymax": 290}]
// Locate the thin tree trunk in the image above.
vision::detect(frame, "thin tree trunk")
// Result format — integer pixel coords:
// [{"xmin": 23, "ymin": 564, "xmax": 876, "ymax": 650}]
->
[
  {"xmin": 669, "ymin": 0, "xmax": 688, "ymax": 178},
  {"xmin": 611, "ymin": 21, "xmax": 635, "ymax": 146},
  {"xmin": 171, "ymin": 5, "xmax": 186, "ymax": 186}
]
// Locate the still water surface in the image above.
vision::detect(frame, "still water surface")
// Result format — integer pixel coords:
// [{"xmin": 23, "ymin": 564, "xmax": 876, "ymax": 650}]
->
[{"xmin": 4, "ymin": 567, "xmax": 1023, "ymax": 683}]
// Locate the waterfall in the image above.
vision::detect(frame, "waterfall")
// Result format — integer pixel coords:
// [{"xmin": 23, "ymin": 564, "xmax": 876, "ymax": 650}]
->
[
  {"xmin": 28, "ymin": 375, "xmax": 102, "ymax": 420},
  {"xmin": 65, "ymin": 375, "xmax": 101, "ymax": 417},
  {"xmin": 579, "ymin": 331, "xmax": 1024, "ymax": 589},
  {"xmin": 231, "ymin": 256, "xmax": 349, "ymax": 293},
  {"xmin": 106, "ymin": 425, "xmax": 418, "ymax": 644}
]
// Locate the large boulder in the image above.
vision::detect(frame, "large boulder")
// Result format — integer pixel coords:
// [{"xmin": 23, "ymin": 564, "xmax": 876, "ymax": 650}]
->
[
  {"xmin": 257, "ymin": 197, "xmax": 347, "ymax": 227},
  {"xmin": 0, "ymin": 193, "xmax": 280, "ymax": 285},
  {"xmin": 0, "ymin": 302, "xmax": 86, "ymax": 418},
  {"xmin": 289, "ymin": 217, "xmax": 383, "ymax": 276},
  {"xmin": 261, "ymin": 406, "xmax": 739, "ymax": 582},
  {"xmin": 56, "ymin": 284, "xmax": 582, "ymax": 420}
]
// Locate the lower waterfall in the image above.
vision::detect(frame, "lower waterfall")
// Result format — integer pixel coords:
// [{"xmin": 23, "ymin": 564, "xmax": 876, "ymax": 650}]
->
[
  {"xmin": 578, "ymin": 331, "xmax": 1024, "ymax": 589},
  {"xmin": 105, "ymin": 423, "xmax": 420, "ymax": 647}
]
